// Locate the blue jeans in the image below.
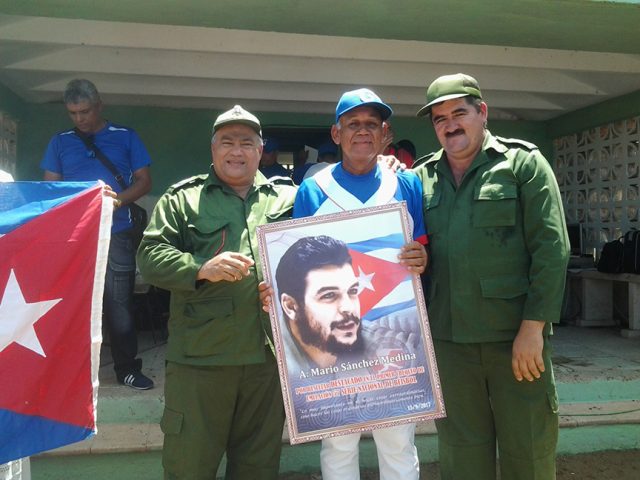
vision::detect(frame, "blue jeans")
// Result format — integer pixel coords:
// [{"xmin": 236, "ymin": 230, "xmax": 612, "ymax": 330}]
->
[{"xmin": 103, "ymin": 230, "xmax": 140, "ymax": 379}]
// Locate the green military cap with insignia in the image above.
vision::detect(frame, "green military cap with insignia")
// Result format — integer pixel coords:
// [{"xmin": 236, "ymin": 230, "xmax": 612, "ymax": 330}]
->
[
  {"xmin": 213, "ymin": 105, "xmax": 262, "ymax": 137},
  {"xmin": 416, "ymin": 73, "xmax": 483, "ymax": 117}
]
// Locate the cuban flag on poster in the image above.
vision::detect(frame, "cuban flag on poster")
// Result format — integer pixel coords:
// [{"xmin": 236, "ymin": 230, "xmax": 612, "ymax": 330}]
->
[
  {"xmin": 347, "ymin": 232, "xmax": 414, "ymax": 321},
  {"xmin": 266, "ymin": 204, "xmax": 418, "ymax": 324},
  {"xmin": 0, "ymin": 181, "xmax": 112, "ymax": 464}
]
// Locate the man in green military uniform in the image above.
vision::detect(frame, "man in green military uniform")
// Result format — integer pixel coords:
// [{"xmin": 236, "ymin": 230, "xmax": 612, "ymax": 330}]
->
[
  {"xmin": 137, "ymin": 105, "xmax": 296, "ymax": 479},
  {"xmin": 413, "ymin": 74, "xmax": 570, "ymax": 479}
]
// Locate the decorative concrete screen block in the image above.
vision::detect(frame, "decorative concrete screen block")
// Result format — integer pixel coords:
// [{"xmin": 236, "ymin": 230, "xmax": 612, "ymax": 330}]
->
[{"xmin": 554, "ymin": 117, "xmax": 640, "ymax": 255}]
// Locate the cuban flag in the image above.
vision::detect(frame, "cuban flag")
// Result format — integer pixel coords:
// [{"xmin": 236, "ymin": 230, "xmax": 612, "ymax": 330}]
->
[
  {"xmin": 347, "ymin": 232, "xmax": 413, "ymax": 321},
  {"xmin": 0, "ymin": 181, "xmax": 112, "ymax": 463}
]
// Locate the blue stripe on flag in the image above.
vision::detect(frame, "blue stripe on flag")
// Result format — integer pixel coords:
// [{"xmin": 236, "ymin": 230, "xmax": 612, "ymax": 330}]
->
[
  {"xmin": 0, "ymin": 181, "xmax": 99, "ymax": 234},
  {"xmin": 363, "ymin": 299, "xmax": 416, "ymax": 321},
  {"xmin": 348, "ymin": 233, "xmax": 405, "ymax": 253},
  {"xmin": 0, "ymin": 409, "xmax": 94, "ymax": 464}
]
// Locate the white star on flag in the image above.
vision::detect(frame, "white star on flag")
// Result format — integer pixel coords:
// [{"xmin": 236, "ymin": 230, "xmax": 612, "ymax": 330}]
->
[
  {"xmin": 356, "ymin": 266, "xmax": 375, "ymax": 294},
  {"xmin": 0, "ymin": 269, "xmax": 62, "ymax": 357}
]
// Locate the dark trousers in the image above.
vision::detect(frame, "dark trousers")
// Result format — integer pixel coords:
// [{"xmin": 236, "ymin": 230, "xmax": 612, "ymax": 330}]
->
[
  {"xmin": 434, "ymin": 339, "xmax": 559, "ymax": 480},
  {"xmin": 103, "ymin": 230, "xmax": 139, "ymax": 379},
  {"xmin": 161, "ymin": 352, "xmax": 285, "ymax": 480}
]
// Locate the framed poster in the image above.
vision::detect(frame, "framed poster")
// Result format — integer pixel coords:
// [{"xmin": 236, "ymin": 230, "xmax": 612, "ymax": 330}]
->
[{"xmin": 257, "ymin": 202, "xmax": 445, "ymax": 444}]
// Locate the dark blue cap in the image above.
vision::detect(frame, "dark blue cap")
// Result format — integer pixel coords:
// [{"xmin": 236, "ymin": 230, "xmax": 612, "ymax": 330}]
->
[
  {"xmin": 317, "ymin": 141, "xmax": 338, "ymax": 157},
  {"xmin": 263, "ymin": 137, "xmax": 279, "ymax": 153},
  {"xmin": 335, "ymin": 88, "xmax": 392, "ymax": 123}
]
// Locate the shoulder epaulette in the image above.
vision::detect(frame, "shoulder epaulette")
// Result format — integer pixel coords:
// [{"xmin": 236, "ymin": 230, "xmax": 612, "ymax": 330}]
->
[
  {"xmin": 495, "ymin": 136, "xmax": 538, "ymax": 151},
  {"xmin": 412, "ymin": 151, "xmax": 437, "ymax": 169},
  {"xmin": 166, "ymin": 174, "xmax": 208, "ymax": 194}
]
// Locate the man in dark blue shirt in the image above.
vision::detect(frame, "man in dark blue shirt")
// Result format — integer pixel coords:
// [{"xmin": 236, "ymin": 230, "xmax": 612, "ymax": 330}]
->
[{"xmin": 258, "ymin": 137, "xmax": 290, "ymax": 179}]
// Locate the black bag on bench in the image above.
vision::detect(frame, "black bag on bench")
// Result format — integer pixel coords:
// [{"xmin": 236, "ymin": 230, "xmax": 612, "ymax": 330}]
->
[{"xmin": 597, "ymin": 236, "xmax": 624, "ymax": 273}]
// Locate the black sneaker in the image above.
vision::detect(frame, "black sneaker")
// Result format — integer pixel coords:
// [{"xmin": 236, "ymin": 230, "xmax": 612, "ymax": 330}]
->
[{"xmin": 119, "ymin": 371, "xmax": 154, "ymax": 390}]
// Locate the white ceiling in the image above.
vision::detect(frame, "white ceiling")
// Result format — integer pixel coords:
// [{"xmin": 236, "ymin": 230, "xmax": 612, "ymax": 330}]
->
[{"xmin": 1, "ymin": 13, "xmax": 639, "ymax": 121}]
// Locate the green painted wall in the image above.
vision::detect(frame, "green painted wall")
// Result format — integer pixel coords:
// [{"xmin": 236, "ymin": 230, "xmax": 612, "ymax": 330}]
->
[
  {"xmin": 546, "ymin": 89, "xmax": 640, "ymax": 140},
  {"xmin": 0, "ymin": 82, "xmax": 25, "ymax": 119}
]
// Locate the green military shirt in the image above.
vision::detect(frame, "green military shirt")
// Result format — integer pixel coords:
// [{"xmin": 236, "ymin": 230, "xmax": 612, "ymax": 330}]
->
[
  {"xmin": 413, "ymin": 132, "xmax": 570, "ymax": 343},
  {"xmin": 137, "ymin": 168, "xmax": 296, "ymax": 366}
]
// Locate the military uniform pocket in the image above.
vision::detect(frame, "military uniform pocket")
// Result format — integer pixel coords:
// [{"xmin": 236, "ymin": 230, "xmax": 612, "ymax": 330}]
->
[
  {"xmin": 480, "ymin": 275, "xmax": 529, "ymax": 299},
  {"xmin": 182, "ymin": 296, "xmax": 235, "ymax": 357},
  {"xmin": 473, "ymin": 183, "xmax": 517, "ymax": 227},
  {"xmin": 480, "ymin": 275, "xmax": 529, "ymax": 330},
  {"xmin": 186, "ymin": 217, "xmax": 229, "ymax": 256},
  {"xmin": 160, "ymin": 407, "xmax": 184, "ymax": 435}
]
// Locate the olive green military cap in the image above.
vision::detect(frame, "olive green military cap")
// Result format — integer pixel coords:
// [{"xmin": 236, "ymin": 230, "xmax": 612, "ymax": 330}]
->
[
  {"xmin": 213, "ymin": 105, "xmax": 262, "ymax": 137},
  {"xmin": 416, "ymin": 73, "xmax": 483, "ymax": 117}
]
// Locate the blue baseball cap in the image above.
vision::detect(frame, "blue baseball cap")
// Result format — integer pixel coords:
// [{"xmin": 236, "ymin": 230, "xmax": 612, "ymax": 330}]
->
[
  {"xmin": 335, "ymin": 88, "xmax": 393, "ymax": 123},
  {"xmin": 263, "ymin": 137, "xmax": 279, "ymax": 153}
]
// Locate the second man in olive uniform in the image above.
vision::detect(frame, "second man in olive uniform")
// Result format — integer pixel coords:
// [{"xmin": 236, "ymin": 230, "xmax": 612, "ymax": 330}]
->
[
  {"xmin": 413, "ymin": 74, "xmax": 570, "ymax": 480},
  {"xmin": 137, "ymin": 106, "xmax": 296, "ymax": 479}
]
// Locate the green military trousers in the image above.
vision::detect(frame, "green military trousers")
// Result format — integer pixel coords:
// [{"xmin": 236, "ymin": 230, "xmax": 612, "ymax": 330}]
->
[
  {"xmin": 434, "ymin": 339, "xmax": 559, "ymax": 480},
  {"xmin": 161, "ymin": 348, "xmax": 285, "ymax": 480}
]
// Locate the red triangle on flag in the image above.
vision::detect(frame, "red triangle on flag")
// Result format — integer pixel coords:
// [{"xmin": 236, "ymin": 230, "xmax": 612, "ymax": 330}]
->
[
  {"xmin": 348, "ymin": 248, "xmax": 409, "ymax": 317},
  {"xmin": 0, "ymin": 187, "xmax": 102, "ymax": 430}
]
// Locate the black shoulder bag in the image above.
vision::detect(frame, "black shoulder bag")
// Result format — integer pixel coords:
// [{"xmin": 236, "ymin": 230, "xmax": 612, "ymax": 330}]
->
[
  {"xmin": 622, "ymin": 229, "xmax": 640, "ymax": 274},
  {"xmin": 74, "ymin": 129, "xmax": 147, "ymax": 247},
  {"xmin": 597, "ymin": 235, "xmax": 624, "ymax": 273}
]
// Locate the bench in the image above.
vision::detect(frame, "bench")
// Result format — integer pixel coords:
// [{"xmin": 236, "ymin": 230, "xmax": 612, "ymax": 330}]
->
[{"xmin": 566, "ymin": 269, "xmax": 640, "ymax": 338}]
